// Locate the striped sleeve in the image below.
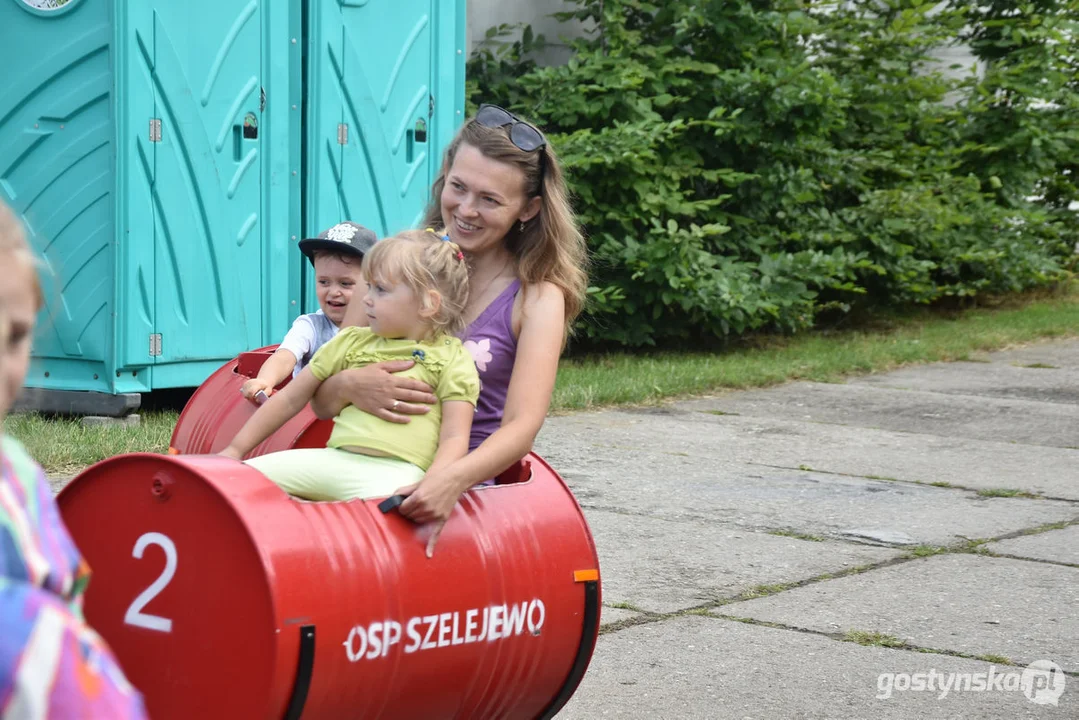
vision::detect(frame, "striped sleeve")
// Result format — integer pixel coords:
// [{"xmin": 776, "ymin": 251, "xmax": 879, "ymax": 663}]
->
[{"xmin": 0, "ymin": 577, "xmax": 148, "ymax": 719}]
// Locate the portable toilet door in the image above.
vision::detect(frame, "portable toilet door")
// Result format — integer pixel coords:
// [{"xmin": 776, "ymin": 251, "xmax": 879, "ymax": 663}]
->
[
  {"xmin": 0, "ymin": 0, "xmax": 119, "ymax": 395},
  {"xmin": 303, "ymin": 0, "xmax": 465, "ymax": 304},
  {"xmin": 118, "ymin": 0, "xmax": 270, "ymax": 388}
]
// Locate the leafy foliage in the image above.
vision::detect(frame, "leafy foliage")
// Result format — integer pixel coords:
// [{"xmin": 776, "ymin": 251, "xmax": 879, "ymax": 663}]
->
[{"xmin": 467, "ymin": 0, "xmax": 1078, "ymax": 347}]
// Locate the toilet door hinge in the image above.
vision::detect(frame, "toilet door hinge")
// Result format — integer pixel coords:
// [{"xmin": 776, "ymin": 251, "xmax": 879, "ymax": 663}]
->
[{"xmin": 149, "ymin": 334, "xmax": 162, "ymax": 357}]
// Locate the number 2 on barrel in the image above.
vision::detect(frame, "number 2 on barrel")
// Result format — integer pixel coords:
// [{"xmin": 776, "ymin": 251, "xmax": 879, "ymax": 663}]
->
[{"xmin": 123, "ymin": 532, "xmax": 177, "ymax": 633}]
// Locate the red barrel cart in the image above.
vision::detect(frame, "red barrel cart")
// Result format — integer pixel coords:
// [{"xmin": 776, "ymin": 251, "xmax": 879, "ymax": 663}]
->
[{"xmin": 57, "ymin": 349, "xmax": 602, "ymax": 719}]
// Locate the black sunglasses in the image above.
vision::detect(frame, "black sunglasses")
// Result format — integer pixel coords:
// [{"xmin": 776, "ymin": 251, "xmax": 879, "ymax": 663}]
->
[{"xmin": 475, "ymin": 104, "xmax": 547, "ymax": 153}]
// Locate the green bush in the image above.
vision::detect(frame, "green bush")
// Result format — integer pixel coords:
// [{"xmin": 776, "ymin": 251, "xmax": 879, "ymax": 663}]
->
[{"xmin": 467, "ymin": 0, "xmax": 1078, "ymax": 347}]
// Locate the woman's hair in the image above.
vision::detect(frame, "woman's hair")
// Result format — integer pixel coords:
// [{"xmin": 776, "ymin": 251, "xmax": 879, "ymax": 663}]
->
[
  {"xmin": 0, "ymin": 200, "xmax": 43, "ymax": 310},
  {"xmin": 422, "ymin": 112, "xmax": 589, "ymax": 341},
  {"xmin": 363, "ymin": 230, "xmax": 471, "ymax": 339}
]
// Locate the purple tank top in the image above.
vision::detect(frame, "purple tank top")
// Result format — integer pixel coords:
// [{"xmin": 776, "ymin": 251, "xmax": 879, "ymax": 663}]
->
[{"xmin": 460, "ymin": 279, "xmax": 520, "ymax": 451}]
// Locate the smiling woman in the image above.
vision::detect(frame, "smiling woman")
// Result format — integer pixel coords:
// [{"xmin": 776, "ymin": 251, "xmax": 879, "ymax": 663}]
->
[{"xmin": 312, "ymin": 103, "xmax": 589, "ymax": 547}]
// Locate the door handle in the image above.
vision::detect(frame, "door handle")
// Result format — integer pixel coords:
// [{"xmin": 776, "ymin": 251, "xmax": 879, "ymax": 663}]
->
[
  {"xmin": 406, "ymin": 118, "xmax": 427, "ymax": 163},
  {"xmin": 234, "ymin": 112, "xmax": 258, "ymax": 161}
]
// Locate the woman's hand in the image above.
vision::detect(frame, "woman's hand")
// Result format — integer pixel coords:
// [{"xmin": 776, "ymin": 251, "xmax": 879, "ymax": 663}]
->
[
  {"xmin": 395, "ymin": 471, "xmax": 466, "ymax": 557},
  {"xmin": 322, "ymin": 361, "xmax": 437, "ymax": 423}
]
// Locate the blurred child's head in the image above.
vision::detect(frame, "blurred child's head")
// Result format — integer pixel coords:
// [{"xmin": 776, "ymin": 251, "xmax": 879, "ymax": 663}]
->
[
  {"xmin": 298, "ymin": 222, "xmax": 377, "ymax": 327},
  {"xmin": 362, "ymin": 230, "xmax": 470, "ymax": 341},
  {"xmin": 0, "ymin": 200, "xmax": 41, "ymax": 419},
  {"xmin": 0, "ymin": 306, "xmax": 9, "ymax": 426},
  {"xmin": 311, "ymin": 251, "xmax": 362, "ymax": 326}
]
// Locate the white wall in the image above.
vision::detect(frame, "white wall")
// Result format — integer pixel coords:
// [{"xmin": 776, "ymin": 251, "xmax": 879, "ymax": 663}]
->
[
  {"xmin": 467, "ymin": 2, "xmax": 978, "ymax": 80},
  {"xmin": 467, "ymin": 0, "xmax": 589, "ymax": 65}
]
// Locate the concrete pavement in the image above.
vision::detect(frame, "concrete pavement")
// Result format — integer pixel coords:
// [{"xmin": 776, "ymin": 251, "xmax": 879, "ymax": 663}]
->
[{"xmin": 539, "ymin": 338, "xmax": 1079, "ymax": 719}]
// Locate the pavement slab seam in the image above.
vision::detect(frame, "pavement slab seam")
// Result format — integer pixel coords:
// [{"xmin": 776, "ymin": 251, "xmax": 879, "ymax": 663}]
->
[
  {"xmin": 704, "ymin": 612, "xmax": 1079, "ymax": 679},
  {"xmin": 582, "ymin": 501, "xmax": 1079, "ymax": 554},
  {"xmin": 979, "ymin": 551, "xmax": 1079, "ymax": 570},
  {"xmin": 597, "ymin": 521, "xmax": 1079, "ymax": 635},
  {"xmin": 748, "ymin": 461, "xmax": 1079, "ymax": 504},
  {"xmin": 580, "ymin": 502, "xmax": 918, "ymax": 550}
]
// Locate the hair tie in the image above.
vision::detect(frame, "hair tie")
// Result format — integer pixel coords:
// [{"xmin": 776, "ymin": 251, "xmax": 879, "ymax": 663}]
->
[
  {"xmin": 441, "ymin": 234, "xmax": 451, "ymax": 242},
  {"xmin": 456, "ymin": 250, "xmax": 464, "ymax": 261}
]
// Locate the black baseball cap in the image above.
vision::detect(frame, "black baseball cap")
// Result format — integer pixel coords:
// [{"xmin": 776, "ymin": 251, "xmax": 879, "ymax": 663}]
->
[{"xmin": 298, "ymin": 221, "xmax": 378, "ymax": 263}]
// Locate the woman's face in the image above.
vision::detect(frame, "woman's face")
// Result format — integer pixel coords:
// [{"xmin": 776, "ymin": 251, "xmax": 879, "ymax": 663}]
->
[
  {"xmin": 440, "ymin": 143, "xmax": 540, "ymax": 256},
  {"xmin": 0, "ymin": 256, "xmax": 35, "ymax": 419}
]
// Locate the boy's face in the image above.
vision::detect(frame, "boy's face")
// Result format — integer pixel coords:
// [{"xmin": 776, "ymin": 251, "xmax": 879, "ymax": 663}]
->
[{"xmin": 313, "ymin": 253, "xmax": 362, "ymax": 326}]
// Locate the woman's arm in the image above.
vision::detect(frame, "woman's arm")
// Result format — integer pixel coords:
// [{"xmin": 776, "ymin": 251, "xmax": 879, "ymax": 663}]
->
[
  {"xmin": 309, "ymin": 362, "xmax": 437, "ymax": 422},
  {"xmin": 398, "ymin": 282, "xmax": 565, "ymax": 522},
  {"xmin": 240, "ymin": 348, "xmax": 297, "ymax": 399},
  {"xmin": 220, "ymin": 368, "xmax": 322, "ymax": 459}
]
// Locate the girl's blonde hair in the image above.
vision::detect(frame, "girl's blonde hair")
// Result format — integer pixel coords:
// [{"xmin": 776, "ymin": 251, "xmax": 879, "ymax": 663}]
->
[
  {"xmin": 0, "ymin": 200, "xmax": 43, "ymax": 310},
  {"xmin": 423, "ymin": 113, "xmax": 589, "ymax": 342},
  {"xmin": 363, "ymin": 230, "xmax": 471, "ymax": 339}
]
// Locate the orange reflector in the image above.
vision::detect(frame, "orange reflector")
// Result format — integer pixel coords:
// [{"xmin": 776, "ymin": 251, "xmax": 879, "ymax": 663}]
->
[
  {"xmin": 167, "ymin": 447, "xmax": 180, "ymax": 455},
  {"xmin": 573, "ymin": 569, "xmax": 599, "ymax": 583}
]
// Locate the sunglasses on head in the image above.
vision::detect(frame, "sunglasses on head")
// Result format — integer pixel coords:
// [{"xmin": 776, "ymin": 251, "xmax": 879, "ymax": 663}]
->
[{"xmin": 474, "ymin": 104, "xmax": 547, "ymax": 153}]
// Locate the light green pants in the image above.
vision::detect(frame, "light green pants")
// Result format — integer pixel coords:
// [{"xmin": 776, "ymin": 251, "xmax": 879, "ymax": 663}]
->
[{"xmin": 244, "ymin": 448, "xmax": 425, "ymax": 502}]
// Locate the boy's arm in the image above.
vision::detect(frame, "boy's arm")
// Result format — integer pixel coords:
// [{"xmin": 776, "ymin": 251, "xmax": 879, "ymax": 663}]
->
[
  {"xmin": 241, "ymin": 314, "xmax": 318, "ymax": 399},
  {"xmin": 240, "ymin": 348, "xmax": 298, "ymax": 399},
  {"xmin": 221, "ymin": 368, "xmax": 323, "ymax": 459}
]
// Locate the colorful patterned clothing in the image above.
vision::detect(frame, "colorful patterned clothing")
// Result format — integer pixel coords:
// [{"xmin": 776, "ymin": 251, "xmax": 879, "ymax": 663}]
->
[{"xmin": 0, "ymin": 435, "xmax": 147, "ymax": 719}]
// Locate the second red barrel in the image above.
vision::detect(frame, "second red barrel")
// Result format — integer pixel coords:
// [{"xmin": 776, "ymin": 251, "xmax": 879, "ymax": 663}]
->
[
  {"xmin": 57, "ymin": 452, "xmax": 601, "ymax": 720},
  {"xmin": 169, "ymin": 345, "xmax": 331, "ymax": 456}
]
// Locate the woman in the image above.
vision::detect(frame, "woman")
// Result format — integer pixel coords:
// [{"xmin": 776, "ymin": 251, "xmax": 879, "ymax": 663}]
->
[{"xmin": 311, "ymin": 104, "xmax": 588, "ymax": 552}]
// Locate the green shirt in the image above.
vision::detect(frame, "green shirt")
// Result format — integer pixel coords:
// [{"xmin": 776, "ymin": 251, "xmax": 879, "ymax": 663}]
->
[{"xmin": 308, "ymin": 327, "xmax": 480, "ymax": 470}]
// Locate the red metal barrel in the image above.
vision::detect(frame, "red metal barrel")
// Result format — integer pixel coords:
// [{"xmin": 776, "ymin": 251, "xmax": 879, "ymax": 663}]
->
[
  {"xmin": 170, "ymin": 346, "xmax": 331, "ymax": 456},
  {"xmin": 57, "ymin": 453, "xmax": 601, "ymax": 720}
]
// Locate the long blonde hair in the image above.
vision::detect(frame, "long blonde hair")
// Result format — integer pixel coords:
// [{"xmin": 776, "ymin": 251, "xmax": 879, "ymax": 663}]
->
[
  {"xmin": 363, "ymin": 230, "xmax": 471, "ymax": 339},
  {"xmin": 423, "ymin": 115, "xmax": 589, "ymax": 341}
]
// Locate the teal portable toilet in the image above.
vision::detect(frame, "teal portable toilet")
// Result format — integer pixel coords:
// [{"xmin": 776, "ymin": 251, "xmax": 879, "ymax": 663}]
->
[{"xmin": 0, "ymin": 0, "xmax": 464, "ymax": 414}]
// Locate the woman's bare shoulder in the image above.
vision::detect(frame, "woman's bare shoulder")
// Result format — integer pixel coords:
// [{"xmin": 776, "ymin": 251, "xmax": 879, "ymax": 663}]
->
[
  {"xmin": 513, "ymin": 280, "xmax": 565, "ymax": 325},
  {"xmin": 521, "ymin": 280, "xmax": 565, "ymax": 310},
  {"xmin": 514, "ymin": 280, "xmax": 565, "ymax": 334}
]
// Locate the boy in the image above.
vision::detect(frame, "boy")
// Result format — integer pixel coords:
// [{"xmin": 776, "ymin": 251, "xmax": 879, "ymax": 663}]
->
[{"xmin": 241, "ymin": 221, "xmax": 376, "ymax": 401}]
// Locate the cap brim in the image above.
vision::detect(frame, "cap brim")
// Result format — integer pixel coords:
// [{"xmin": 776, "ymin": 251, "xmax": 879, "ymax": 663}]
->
[{"xmin": 298, "ymin": 239, "xmax": 368, "ymax": 260}]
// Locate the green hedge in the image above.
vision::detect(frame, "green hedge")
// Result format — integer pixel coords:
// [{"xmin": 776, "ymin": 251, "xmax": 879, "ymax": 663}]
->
[{"xmin": 467, "ymin": 0, "xmax": 1079, "ymax": 347}]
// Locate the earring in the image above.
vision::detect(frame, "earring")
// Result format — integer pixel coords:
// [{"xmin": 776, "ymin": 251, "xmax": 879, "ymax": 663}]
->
[{"xmin": 519, "ymin": 220, "xmax": 526, "ymax": 232}]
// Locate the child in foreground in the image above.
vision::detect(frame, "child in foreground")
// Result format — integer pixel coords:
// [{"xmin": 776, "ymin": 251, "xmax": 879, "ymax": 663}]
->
[
  {"xmin": 240, "ymin": 221, "xmax": 375, "ymax": 401},
  {"xmin": 0, "ymin": 200, "xmax": 147, "ymax": 718},
  {"xmin": 220, "ymin": 230, "xmax": 479, "ymax": 505}
]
